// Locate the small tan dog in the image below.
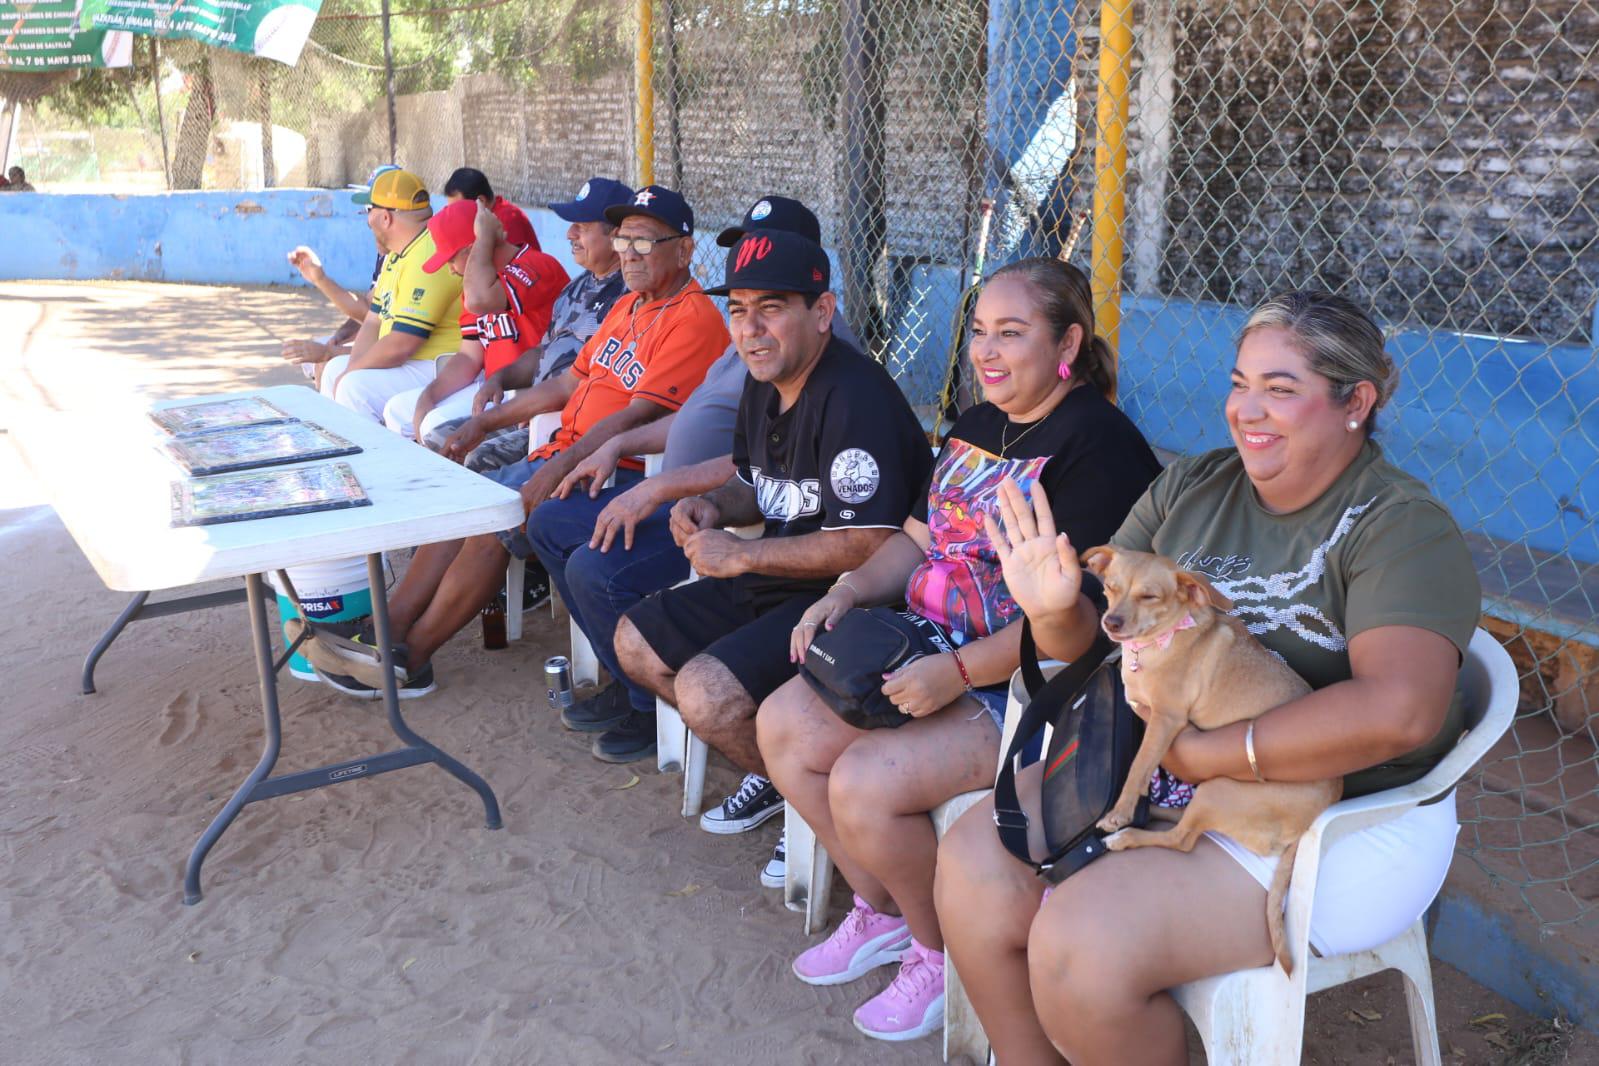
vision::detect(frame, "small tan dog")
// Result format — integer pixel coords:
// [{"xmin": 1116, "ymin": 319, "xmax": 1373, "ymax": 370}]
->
[{"xmin": 1080, "ymin": 545, "xmax": 1342, "ymax": 973}]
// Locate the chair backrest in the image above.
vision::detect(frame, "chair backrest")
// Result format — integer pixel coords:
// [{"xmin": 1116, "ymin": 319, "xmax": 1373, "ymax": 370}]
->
[{"xmin": 1400, "ymin": 627, "xmax": 1519, "ymax": 801}]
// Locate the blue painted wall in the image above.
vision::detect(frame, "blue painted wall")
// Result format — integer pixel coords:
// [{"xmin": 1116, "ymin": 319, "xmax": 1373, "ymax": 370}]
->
[{"xmin": 0, "ymin": 188, "xmax": 585, "ymax": 292}]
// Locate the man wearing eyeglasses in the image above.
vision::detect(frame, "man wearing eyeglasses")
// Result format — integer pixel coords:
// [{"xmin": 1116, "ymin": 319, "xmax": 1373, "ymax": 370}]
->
[
  {"xmin": 317, "ymin": 167, "xmax": 464, "ymax": 424},
  {"xmin": 307, "ymin": 184, "xmax": 728, "ymax": 700}
]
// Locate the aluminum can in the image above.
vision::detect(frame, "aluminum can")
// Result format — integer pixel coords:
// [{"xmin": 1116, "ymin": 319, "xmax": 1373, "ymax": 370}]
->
[{"xmin": 545, "ymin": 656, "xmax": 574, "ymax": 711}]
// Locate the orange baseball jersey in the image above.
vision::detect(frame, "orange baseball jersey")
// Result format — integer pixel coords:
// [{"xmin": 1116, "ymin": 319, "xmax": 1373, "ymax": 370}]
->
[
  {"xmin": 459, "ymin": 244, "xmax": 571, "ymax": 376},
  {"xmin": 530, "ymin": 280, "xmax": 730, "ymax": 468}
]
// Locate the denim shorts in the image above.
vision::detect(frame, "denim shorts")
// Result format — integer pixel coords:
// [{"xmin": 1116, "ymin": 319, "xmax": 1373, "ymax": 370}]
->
[
  {"xmin": 481, "ymin": 458, "xmax": 545, "ymax": 559},
  {"xmin": 968, "ymin": 683, "xmax": 1009, "ymax": 730}
]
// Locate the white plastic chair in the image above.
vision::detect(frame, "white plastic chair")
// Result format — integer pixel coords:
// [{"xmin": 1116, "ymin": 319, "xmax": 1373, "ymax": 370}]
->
[
  {"xmin": 943, "ymin": 628, "xmax": 1519, "ymax": 1065},
  {"xmin": 506, "ymin": 412, "xmax": 563, "ymax": 643},
  {"xmin": 651, "ymin": 521, "xmax": 764, "ymax": 819}
]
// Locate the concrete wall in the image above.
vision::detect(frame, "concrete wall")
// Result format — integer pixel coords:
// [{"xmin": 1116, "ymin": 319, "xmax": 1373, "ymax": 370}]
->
[{"xmin": 0, "ymin": 188, "xmax": 583, "ymax": 292}]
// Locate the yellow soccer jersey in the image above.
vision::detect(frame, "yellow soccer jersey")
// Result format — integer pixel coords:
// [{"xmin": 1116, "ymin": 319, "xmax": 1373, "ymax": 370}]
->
[{"xmin": 370, "ymin": 230, "xmax": 463, "ymax": 361}]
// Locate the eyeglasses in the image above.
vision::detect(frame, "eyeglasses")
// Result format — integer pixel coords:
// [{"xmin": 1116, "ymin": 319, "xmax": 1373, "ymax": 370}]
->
[
  {"xmin": 365, "ymin": 206, "xmax": 392, "ymax": 216},
  {"xmin": 612, "ymin": 234, "xmax": 685, "ymax": 256}
]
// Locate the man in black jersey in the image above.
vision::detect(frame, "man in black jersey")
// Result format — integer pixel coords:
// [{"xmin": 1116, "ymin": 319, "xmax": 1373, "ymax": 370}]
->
[{"xmin": 615, "ymin": 231, "xmax": 931, "ymax": 868}]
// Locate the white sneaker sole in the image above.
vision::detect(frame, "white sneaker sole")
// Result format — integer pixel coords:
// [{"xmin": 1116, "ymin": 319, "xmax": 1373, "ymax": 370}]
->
[
  {"xmin": 793, "ymin": 930, "xmax": 912, "ymax": 987},
  {"xmin": 853, "ymin": 991, "xmax": 945, "ymax": 1041},
  {"xmin": 698, "ymin": 798, "xmax": 785, "ymax": 835},
  {"xmin": 759, "ymin": 862, "xmax": 785, "ymax": 889}
]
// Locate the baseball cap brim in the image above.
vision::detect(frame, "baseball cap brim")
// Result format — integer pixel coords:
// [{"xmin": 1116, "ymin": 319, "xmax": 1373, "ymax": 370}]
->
[
  {"xmin": 351, "ymin": 189, "xmax": 374, "ymax": 206},
  {"xmin": 604, "ymin": 204, "xmax": 670, "ymax": 227},
  {"xmin": 421, "ymin": 241, "xmax": 462, "ymax": 274},
  {"xmin": 715, "ymin": 225, "xmax": 748, "ymax": 248}
]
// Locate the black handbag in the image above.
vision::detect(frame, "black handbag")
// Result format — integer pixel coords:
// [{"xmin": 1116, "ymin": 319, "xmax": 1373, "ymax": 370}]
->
[
  {"xmin": 991, "ymin": 620, "xmax": 1150, "ymax": 884},
  {"xmin": 797, "ymin": 606, "xmax": 957, "ymax": 730}
]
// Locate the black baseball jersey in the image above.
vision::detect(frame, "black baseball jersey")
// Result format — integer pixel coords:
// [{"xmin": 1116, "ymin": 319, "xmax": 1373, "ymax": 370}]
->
[{"xmin": 734, "ymin": 335, "xmax": 933, "ymax": 545}]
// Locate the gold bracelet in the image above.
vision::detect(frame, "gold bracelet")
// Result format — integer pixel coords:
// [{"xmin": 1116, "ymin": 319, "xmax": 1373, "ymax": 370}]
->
[
  {"xmin": 1244, "ymin": 720, "xmax": 1266, "ymax": 782},
  {"xmin": 833, "ymin": 572, "xmax": 861, "ymax": 599}
]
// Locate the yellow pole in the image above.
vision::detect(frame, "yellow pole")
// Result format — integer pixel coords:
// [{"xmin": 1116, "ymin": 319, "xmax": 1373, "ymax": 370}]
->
[
  {"xmin": 1092, "ymin": 0, "xmax": 1132, "ymax": 398},
  {"xmin": 635, "ymin": 0, "xmax": 655, "ymax": 187}
]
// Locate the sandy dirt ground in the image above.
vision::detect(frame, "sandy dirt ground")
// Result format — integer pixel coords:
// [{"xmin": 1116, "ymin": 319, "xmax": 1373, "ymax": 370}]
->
[{"xmin": 0, "ymin": 281, "xmax": 1590, "ymax": 1065}]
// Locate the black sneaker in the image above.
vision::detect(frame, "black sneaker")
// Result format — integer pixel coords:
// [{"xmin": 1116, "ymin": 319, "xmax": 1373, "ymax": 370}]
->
[
  {"xmin": 591, "ymin": 710, "xmax": 658, "ymax": 763},
  {"xmin": 560, "ymin": 684, "xmax": 631, "ymax": 732},
  {"xmin": 521, "ymin": 559, "xmax": 552, "ymax": 613},
  {"xmin": 315, "ymin": 659, "xmax": 436, "ymax": 700},
  {"xmin": 760, "ymin": 828, "xmax": 786, "ymax": 889},
  {"xmin": 698, "ymin": 773, "xmax": 784, "ymax": 835}
]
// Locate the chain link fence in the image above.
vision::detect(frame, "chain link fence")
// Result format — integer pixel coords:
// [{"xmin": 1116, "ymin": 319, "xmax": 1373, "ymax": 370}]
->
[{"xmin": 4, "ymin": 0, "xmax": 1596, "ymax": 937}]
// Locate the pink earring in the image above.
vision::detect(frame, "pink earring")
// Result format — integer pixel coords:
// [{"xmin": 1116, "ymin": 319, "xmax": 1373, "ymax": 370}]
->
[{"xmin": 1057, "ymin": 361, "xmax": 1072, "ymax": 381}]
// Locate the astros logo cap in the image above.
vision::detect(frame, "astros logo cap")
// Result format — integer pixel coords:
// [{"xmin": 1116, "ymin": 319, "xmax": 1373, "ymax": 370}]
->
[
  {"xmin": 604, "ymin": 184, "xmax": 695, "ymax": 235},
  {"xmin": 704, "ymin": 229, "xmax": 830, "ymax": 297}
]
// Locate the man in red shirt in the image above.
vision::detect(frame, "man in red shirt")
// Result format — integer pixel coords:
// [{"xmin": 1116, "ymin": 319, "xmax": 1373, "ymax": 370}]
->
[
  {"xmin": 382, "ymin": 198, "xmax": 569, "ymax": 439},
  {"xmin": 311, "ymin": 185, "xmax": 730, "ymax": 699},
  {"xmin": 444, "ymin": 167, "xmax": 539, "ymax": 250}
]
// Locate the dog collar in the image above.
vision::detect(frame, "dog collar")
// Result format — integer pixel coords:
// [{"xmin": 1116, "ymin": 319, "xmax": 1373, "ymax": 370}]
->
[{"xmin": 1123, "ymin": 614, "xmax": 1196, "ymax": 673}]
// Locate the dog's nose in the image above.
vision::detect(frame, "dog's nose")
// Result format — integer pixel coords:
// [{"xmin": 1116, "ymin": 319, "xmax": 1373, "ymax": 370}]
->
[{"xmin": 1104, "ymin": 615, "xmax": 1123, "ymax": 633}]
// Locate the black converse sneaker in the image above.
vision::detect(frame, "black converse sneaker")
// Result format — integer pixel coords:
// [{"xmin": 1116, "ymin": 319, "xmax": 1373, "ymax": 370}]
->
[
  {"xmin": 760, "ymin": 828, "xmax": 787, "ymax": 889},
  {"xmin": 698, "ymin": 773, "xmax": 785, "ymax": 835}
]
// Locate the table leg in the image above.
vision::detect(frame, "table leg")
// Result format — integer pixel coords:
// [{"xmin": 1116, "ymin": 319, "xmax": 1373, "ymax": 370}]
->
[
  {"xmin": 183, "ymin": 573, "xmax": 282, "ymax": 905},
  {"xmin": 364, "ymin": 553, "xmax": 503, "ymax": 830},
  {"xmin": 81, "ymin": 592, "xmax": 150, "ymax": 694}
]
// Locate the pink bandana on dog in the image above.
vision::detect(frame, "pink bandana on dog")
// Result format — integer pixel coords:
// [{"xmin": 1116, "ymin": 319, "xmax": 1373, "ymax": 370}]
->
[{"xmin": 1123, "ymin": 613, "xmax": 1196, "ymax": 673}]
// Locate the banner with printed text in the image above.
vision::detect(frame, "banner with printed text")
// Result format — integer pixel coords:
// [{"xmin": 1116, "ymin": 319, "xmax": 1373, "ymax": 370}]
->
[
  {"xmin": 0, "ymin": 1, "xmax": 133, "ymax": 70},
  {"xmin": 82, "ymin": 0, "xmax": 323, "ymax": 66}
]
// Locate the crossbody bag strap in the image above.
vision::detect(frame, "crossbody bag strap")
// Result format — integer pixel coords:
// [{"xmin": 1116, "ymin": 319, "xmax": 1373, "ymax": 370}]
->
[{"xmin": 992, "ymin": 618, "xmax": 1113, "ymax": 872}]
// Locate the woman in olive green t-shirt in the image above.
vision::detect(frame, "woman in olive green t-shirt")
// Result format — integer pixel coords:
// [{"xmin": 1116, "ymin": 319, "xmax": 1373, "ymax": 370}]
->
[{"xmin": 935, "ymin": 291, "xmax": 1482, "ymax": 1066}]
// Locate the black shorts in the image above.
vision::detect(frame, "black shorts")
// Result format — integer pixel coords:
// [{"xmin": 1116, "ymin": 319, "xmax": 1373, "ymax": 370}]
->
[{"xmin": 622, "ymin": 573, "xmax": 823, "ymax": 705}]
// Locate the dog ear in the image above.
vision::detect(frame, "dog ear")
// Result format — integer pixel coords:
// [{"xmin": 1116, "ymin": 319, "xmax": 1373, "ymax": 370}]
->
[
  {"xmin": 1079, "ymin": 545, "xmax": 1116, "ymax": 577},
  {"xmin": 1176, "ymin": 570, "xmax": 1234, "ymax": 611}
]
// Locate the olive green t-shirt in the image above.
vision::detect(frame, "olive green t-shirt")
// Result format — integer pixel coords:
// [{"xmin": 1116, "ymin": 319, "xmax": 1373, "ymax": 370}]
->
[{"xmin": 1110, "ymin": 441, "xmax": 1481, "ymax": 797}]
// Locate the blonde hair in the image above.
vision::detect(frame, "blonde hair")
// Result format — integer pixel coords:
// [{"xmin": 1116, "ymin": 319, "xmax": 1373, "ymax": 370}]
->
[{"xmin": 1239, "ymin": 290, "xmax": 1398, "ymax": 433}]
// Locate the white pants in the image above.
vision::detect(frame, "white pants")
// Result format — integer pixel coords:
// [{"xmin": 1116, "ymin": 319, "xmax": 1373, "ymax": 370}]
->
[
  {"xmin": 383, "ymin": 377, "xmax": 483, "ymax": 440},
  {"xmin": 320, "ymin": 354, "xmax": 438, "ymax": 425},
  {"xmin": 1208, "ymin": 791, "xmax": 1459, "ymax": 957}
]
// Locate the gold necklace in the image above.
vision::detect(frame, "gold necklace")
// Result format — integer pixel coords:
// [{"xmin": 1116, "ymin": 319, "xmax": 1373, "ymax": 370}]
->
[{"xmin": 1000, "ymin": 415, "xmax": 1048, "ymax": 458}]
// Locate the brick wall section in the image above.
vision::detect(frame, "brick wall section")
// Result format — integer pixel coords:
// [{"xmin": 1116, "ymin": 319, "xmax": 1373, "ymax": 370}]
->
[{"xmin": 1145, "ymin": 0, "xmax": 1599, "ymax": 343}]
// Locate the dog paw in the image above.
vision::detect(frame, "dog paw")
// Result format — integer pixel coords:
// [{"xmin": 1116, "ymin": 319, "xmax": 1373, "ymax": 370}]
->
[
  {"xmin": 1097, "ymin": 810, "xmax": 1130, "ymax": 834},
  {"xmin": 1103, "ymin": 830, "xmax": 1129, "ymax": 851}
]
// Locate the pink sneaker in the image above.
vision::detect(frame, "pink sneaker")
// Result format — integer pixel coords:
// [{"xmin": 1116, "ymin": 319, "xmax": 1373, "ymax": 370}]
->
[
  {"xmin": 792, "ymin": 895, "xmax": 912, "ymax": 986},
  {"xmin": 853, "ymin": 939, "xmax": 946, "ymax": 1042}
]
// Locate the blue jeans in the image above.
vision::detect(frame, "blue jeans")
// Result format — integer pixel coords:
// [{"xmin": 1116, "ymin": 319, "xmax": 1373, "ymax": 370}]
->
[{"xmin": 525, "ymin": 480, "xmax": 686, "ymax": 716}]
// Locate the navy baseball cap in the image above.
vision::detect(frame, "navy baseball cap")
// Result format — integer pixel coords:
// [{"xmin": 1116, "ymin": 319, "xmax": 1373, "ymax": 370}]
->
[
  {"xmin": 704, "ymin": 230, "xmax": 830, "ymax": 297},
  {"xmin": 716, "ymin": 195, "xmax": 821, "ymax": 247},
  {"xmin": 548, "ymin": 177, "xmax": 634, "ymax": 223},
  {"xmin": 605, "ymin": 184, "xmax": 695, "ymax": 235}
]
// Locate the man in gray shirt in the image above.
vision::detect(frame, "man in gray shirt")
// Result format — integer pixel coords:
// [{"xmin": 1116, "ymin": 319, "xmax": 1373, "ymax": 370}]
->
[{"xmin": 525, "ymin": 197, "xmax": 859, "ymax": 769}]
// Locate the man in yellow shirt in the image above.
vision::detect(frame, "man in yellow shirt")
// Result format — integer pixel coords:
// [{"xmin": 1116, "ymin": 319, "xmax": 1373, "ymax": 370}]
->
[{"xmin": 319, "ymin": 167, "xmax": 464, "ymax": 423}]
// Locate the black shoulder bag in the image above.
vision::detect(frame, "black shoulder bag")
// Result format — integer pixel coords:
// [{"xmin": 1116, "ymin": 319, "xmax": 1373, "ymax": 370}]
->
[{"xmin": 990, "ymin": 619, "xmax": 1150, "ymax": 884}]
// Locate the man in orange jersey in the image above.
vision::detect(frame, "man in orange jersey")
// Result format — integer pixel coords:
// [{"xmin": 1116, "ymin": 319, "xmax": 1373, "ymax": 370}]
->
[{"xmin": 309, "ymin": 186, "xmax": 729, "ymax": 699}]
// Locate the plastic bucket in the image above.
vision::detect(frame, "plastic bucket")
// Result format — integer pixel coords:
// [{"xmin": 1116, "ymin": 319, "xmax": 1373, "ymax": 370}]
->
[{"xmin": 268, "ymin": 556, "xmax": 375, "ymax": 680}]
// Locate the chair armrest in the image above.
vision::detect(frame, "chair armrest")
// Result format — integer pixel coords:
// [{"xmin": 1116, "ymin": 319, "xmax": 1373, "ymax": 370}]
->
[{"xmin": 643, "ymin": 452, "xmax": 665, "ymax": 478}]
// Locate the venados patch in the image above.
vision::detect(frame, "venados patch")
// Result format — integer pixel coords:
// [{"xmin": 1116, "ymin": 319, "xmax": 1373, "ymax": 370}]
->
[{"xmin": 830, "ymin": 448, "xmax": 880, "ymax": 505}]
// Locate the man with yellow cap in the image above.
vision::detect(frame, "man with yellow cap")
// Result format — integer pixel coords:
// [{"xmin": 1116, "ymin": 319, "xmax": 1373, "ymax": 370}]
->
[{"xmin": 319, "ymin": 166, "xmax": 464, "ymax": 423}]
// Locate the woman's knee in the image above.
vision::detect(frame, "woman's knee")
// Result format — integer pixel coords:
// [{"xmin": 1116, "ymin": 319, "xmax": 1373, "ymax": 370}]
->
[
  {"xmin": 755, "ymin": 681, "xmax": 810, "ymax": 770},
  {"xmin": 828, "ymin": 738, "xmax": 911, "ymax": 833},
  {"xmin": 934, "ymin": 800, "xmax": 1038, "ymax": 951},
  {"xmin": 1026, "ymin": 875, "xmax": 1146, "ymax": 1024}
]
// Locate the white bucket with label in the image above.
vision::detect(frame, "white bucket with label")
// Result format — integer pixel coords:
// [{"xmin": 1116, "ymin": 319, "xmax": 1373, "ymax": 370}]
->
[{"xmin": 267, "ymin": 556, "xmax": 375, "ymax": 680}]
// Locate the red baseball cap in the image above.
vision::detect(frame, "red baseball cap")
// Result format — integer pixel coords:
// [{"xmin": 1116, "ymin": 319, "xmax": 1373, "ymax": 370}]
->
[{"xmin": 422, "ymin": 199, "xmax": 478, "ymax": 273}]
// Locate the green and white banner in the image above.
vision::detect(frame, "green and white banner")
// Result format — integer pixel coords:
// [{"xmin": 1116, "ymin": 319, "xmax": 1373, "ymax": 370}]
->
[
  {"xmin": 81, "ymin": 0, "xmax": 323, "ymax": 65},
  {"xmin": 0, "ymin": 1, "xmax": 133, "ymax": 70}
]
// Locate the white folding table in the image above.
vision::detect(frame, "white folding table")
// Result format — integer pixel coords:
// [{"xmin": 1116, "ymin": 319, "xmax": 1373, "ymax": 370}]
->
[{"xmin": 12, "ymin": 384, "xmax": 526, "ymax": 903}]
